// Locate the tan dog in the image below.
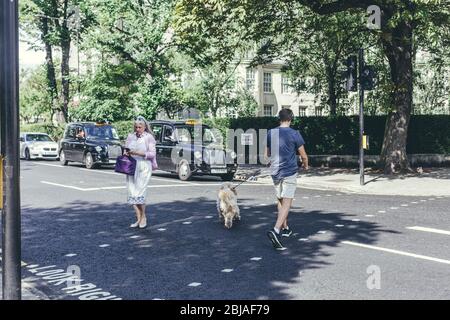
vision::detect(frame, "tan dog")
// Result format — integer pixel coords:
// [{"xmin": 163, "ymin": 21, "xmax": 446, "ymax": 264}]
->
[{"xmin": 217, "ymin": 182, "xmax": 240, "ymax": 229}]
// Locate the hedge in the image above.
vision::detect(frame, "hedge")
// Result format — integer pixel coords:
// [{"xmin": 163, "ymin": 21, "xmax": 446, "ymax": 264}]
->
[
  {"xmin": 20, "ymin": 115, "xmax": 450, "ymax": 155},
  {"xmin": 225, "ymin": 115, "xmax": 450, "ymax": 155}
]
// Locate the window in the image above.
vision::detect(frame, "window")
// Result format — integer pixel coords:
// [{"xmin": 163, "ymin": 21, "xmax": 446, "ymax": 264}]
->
[
  {"xmin": 263, "ymin": 72, "xmax": 272, "ymax": 93},
  {"xmin": 315, "ymin": 107, "xmax": 323, "ymax": 116},
  {"xmin": 151, "ymin": 124, "xmax": 163, "ymax": 142},
  {"xmin": 299, "ymin": 107, "xmax": 307, "ymax": 117},
  {"xmin": 66, "ymin": 125, "xmax": 77, "ymax": 139},
  {"xmin": 264, "ymin": 105, "xmax": 273, "ymax": 116},
  {"xmin": 281, "ymin": 74, "xmax": 291, "ymax": 94},
  {"xmin": 246, "ymin": 68, "xmax": 255, "ymax": 91},
  {"xmin": 163, "ymin": 126, "xmax": 174, "ymax": 142}
]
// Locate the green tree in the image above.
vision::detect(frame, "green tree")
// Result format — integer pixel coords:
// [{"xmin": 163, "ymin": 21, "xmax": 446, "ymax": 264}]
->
[
  {"xmin": 20, "ymin": 0, "xmax": 95, "ymax": 124},
  {"xmin": 175, "ymin": 0, "xmax": 450, "ymax": 174}
]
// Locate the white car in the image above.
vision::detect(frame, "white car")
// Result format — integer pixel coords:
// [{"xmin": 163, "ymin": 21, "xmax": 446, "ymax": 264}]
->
[{"xmin": 20, "ymin": 132, "xmax": 59, "ymax": 161}]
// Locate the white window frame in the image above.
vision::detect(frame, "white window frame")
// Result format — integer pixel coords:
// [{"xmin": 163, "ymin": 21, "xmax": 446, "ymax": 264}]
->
[
  {"xmin": 299, "ymin": 107, "xmax": 307, "ymax": 117},
  {"xmin": 263, "ymin": 72, "xmax": 272, "ymax": 93},
  {"xmin": 246, "ymin": 68, "xmax": 255, "ymax": 91},
  {"xmin": 263, "ymin": 105, "xmax": 273, "ymax": 116},
  {"xmin": 281, "ymin": 74, "xmax": 292, "ymax": 94}
]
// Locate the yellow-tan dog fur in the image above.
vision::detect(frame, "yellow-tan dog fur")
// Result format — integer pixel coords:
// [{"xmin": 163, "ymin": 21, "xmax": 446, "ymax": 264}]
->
[{"xmin": 217, "ymin": 182, "xmax": 240, "ymax": 228}]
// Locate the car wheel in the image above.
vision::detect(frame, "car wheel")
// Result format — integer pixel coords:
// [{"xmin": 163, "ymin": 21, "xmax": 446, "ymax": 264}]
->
[
  {"xmin": 25, "ymin": 148, "xmax": 31, "ymax": 161},
  {"xmin": 84, "ymin": 152, "xmax": 96, "ymax": 169},
  {"xmin": 178, "ymin": 160, "xmax": 192, "ymax": 181},
  {"xmin": 220, "ymin": 173, "xmax": 235, "ymax": 181},
  {"xmin": 59, "ymin": 150, "xmax": 68, "ymax": 165}
]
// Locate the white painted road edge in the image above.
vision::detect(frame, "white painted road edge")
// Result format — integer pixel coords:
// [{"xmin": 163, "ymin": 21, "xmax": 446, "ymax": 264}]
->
[
  {"xmin": 342, "ymin": 241, "xmax": 450, "ymax": 265},
  {"xmin": 406, "ymin": 226, "xmax": 450, "ymax": 236}
]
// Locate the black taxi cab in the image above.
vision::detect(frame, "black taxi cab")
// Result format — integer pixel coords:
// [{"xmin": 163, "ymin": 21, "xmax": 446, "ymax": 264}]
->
[
  {"xmin": 59, "ymin": 122, "xmax": 123, "ymax": 169},
  {"xmin": 150, "ymin": 119, "xmax": 238, "ymax": 181}
]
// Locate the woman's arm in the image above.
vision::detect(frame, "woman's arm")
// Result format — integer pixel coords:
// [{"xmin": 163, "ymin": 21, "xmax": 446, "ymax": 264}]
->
[{"xmin": 144, "ymin": 135, "xmax": 156, "ymax": 160}]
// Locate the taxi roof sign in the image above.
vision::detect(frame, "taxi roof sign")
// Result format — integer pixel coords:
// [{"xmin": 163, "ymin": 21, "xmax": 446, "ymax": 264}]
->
[{"xmin": 185, "ymin": 119, "xmax": 200, "ymax": 125}]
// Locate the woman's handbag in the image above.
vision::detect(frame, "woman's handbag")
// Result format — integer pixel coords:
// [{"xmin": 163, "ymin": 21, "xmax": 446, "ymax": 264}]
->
[{"xmin": 114, "ymin": 155, "xmax": 136, "ymax": 175}]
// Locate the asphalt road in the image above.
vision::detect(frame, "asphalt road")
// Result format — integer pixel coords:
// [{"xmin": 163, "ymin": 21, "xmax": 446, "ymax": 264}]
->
[{"xmin": 3, "ymin": 160, "xmax": 450, "ymax": 299}]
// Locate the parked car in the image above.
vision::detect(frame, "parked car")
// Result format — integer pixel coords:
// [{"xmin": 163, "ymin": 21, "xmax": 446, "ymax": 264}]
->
[
  {"xmin": 59, "ymin": 122, "xmax": 123, "ymax": 169},
  {"xmin": 149, "ymin": 120, "xmax": 238, "ymax": 181},
  {"xmin": 20, "ymin": 132, "xmax": 59, "ymax": 160}
]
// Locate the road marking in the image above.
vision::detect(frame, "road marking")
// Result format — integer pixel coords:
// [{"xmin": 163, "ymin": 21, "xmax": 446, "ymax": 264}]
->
[
  {"xmin": 64, "ymin": 253, "xmax": 77, "ymax": 257},
  {"xmin": 221, "ymin": 269, "xmax": 234, "ymax": 273},
  {"xmin": 99, "ymin": 244, "xmax": 110, "ymax": 248},
  {"xmin": 204, "ymin": 216, "xmax": 213, "ymax": 219},
  {"xmin": 378, "ymin": 210, "xmax": 386, "ymax": 213},
  {"xmin": 390, "ymin": 207, "xmax": 399, "ymax": 210},
  {"xmin": 299, "ymin": 238, "xmax": 309, "ymax": 241},
  {"xmin": 250, "ymin": 257, "xmax": 262, "ymax": 261},
  {"xmin": 41, "ymin": 181, "xmax": 86, "ymax": 191},
  {"xmin": 80, "ymin": 168, "xmax": 121, "ymax": 176},
  {"xmin": 365, "ymin": 215, "xmax": 375, "ymax": 217},
  {"xmin": 32, "ymin": 162, "xmax": 64, "ymax": 168},
  {"xmin": 188, "ymin": 282, "xmax": 202, "ymax": 287},
  {"xmin": 401, "ymin": 204, "xmax": 408, "ymax": 207},
  {"xmin": 40, "ymin": 181, "xmax": 222, "ymax": 191},
  {"xmin": 351, "ymin": 219, "xmax": 360, "ymax": 222},
  {"xmin": 342, "ymin": 241, "xmax": 450, "ymax": 265},
  {"xmin": 411, "ymin": 201, "xmax": 418, "ymax": 204},
  {"xmin": 182, "ymin": 221, "xmax": 192, "ymax": 225},
  {"xmin": 407, "ymin": 226, "xmax": 450, "ymax": 236},
  {"xmin": 335, "ymin": 224, "xmax": 344, "ymax": 227},
  {"xmin": 317, "ymin": 230, "xmax": 327, "ymax": 234}
]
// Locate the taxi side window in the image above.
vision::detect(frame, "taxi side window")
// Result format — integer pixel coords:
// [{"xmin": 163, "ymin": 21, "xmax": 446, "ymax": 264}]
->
[
  {"xmin": 163, "ymin": 126, "xmax": 174, "ymax": 141},
  {"xmin": 152, "ymin": 124, "xmax": 163, "ymax": 142},
  {"xmin": 175, "ymin": 127, "xmax": 191, "ymax": 143},
  {"xmin": 67, "ymin": 126, "xmax": 77, "ymax": 138}
]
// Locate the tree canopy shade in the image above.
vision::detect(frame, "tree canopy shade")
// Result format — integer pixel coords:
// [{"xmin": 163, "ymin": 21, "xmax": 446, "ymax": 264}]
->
[{"xmin": 175, "ymin": 0, "xmax": 450, "ymax": 173}]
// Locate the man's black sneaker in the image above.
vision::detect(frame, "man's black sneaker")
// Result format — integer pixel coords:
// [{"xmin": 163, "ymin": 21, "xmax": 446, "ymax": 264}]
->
[
  {"xmin": 281, "ymin": 228, "xmax": 293, "ymax": 238},
  {"xmin": 267, "ymin": 230, "xmax": 286, "ymax": 250}
]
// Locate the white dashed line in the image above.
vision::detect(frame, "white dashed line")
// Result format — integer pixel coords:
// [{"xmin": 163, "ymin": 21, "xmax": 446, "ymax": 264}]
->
[
  {"xmin": 335, "ymin": 224, "xmax": 344, "ymax": 227},
  {"xmin": 299, "ymin": 238, "xmax": 309, "ymax": 241},
  {"xmin": 365, "ymin": 215, "xmax": 375, "ymax": 217},
  {"xmin": 64, "ymin": 253, "xmax": 77, "ymax": 257},
  {"xmin": 342, "ymin": 241, "xmax": 450, "ymax": 265},
  {"xmin": 182, "ymin": 221, "xmax": 192, "ymax": 225},
  {"xmin": 99, "ymin": 244, "xmax": 110, "ymax": 248},
  {"xmin": 351, "ymin": 219, "xmax": 361, "ymax": 222},
  {"xmin": 157, "ymin": 228, "xmax": 166, "ymax": 231},
  {"xmin": 204, "ymin": 216, "xmax": 213, "ymax": 219},
  {"xmin": 250, "ymin": 257, "xmax": 262, "ymax": 261},
  {"xmin": 221, "ymin": 269, "xmax": 234, "ymax": 273},
  {"xmin": 401, "ymin": 204, "xmax": 408, "ymax": 207},
  {"xmin": 317, "ymin": 230, "xmax": 327, "ymax": 234},
  {"xmin": 302, "ymin": 197, "xmax": 309, "ymax": 199},
  {"xmin": 378, "ymin": 210, "xmax": 386, "ymax": 213},
  {"xmin": 390, "ymin": 207, "xmax": 399, "ymax": 210},
  {"xmin": 129, "ymin": 236, "xmax": 140, "ymax": 239},
  {"xmin": 407, "ymin": 226, "xmax": 450, "ymax": 236},
  {"xmin": 188, "ymin": 282, "xmax": 202, "ymax": 287},
  {"xmin": 411, "ymin": 201, "xmax": 418, "ymax": 204}
]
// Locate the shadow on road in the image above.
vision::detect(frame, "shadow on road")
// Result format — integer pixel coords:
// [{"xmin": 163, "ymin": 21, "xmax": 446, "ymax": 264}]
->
[{"xmin": 19, "ymin": 198, "xmax": 399, "ymax": 300}]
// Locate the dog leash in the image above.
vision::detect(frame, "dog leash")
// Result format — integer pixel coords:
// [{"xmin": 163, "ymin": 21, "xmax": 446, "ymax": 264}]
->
[{"xmin": 231, "ymin": 171, "xmax": 270, "ymax": 190}]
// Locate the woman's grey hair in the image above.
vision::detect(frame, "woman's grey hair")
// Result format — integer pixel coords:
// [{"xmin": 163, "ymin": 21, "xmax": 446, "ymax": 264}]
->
[{"xmin": 134, "ymin": 116, "xmax": 154, "ymax": 135}]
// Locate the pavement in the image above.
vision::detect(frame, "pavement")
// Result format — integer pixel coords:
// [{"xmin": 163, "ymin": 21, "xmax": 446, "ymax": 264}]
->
[
  {"xmin": 236, "ymin": 166, "xmax": 450, "ymax": 197},
  {"xmin": 0, "ymin": 264, "xmax": 49, "ymax": 300}
]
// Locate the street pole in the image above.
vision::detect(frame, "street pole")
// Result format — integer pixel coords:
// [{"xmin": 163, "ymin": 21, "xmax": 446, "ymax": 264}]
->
[
  {"xmin": 359, "ymin": 48, "xmax": 365, "ymax": 186},
  {"xmin": 0, "ymin": 0, "xmax": 22, "ymax": 300}
]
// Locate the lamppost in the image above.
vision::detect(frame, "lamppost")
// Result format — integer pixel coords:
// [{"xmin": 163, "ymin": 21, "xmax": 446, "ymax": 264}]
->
[{"xmin": 0, "ymin": 0, "xmax": 22, "ymax": 300}]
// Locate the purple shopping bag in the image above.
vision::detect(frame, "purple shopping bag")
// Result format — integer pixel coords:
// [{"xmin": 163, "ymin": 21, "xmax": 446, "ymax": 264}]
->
[{"xmin": 114, "ymin": 155, "xmax": 136, "ymax": 175}]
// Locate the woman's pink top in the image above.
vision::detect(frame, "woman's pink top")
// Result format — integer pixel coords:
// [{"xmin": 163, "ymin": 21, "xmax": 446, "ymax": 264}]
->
[{"xmin": 125, "ymin": 132, "xmax": 158, "ymax": 170}]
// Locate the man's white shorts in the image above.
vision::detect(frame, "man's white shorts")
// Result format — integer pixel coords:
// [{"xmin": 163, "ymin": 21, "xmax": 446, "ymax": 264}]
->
[{"xmin": 274, "ymin": 174, "xmax": 298, "ymax": 199}]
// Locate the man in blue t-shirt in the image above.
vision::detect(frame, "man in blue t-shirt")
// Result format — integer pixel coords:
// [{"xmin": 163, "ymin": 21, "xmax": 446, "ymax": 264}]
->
[{"xmin": 265, "ymin": 108, "xmax": 309, "ymax": 250}]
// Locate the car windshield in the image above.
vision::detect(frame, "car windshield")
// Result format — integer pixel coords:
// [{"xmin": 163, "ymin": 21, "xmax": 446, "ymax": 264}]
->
[
  {"xmin": 85, "ymin": 125, "xmax": 119, "ymax": 140},
  {"xmin": 174, "ymin": 125, "xmax": 220, "ymax": 144},
  {"xmin": 26, "ymin": 134, "xmax": 53, "ymax": 142}
]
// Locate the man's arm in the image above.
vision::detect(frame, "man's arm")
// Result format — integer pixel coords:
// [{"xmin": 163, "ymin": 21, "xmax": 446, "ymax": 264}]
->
[{"xmin": 298, "ymin": 145, "xmax": 309, "ymax": 170}]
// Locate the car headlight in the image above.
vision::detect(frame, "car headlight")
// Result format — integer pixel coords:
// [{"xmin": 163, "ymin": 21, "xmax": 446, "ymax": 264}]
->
[
  {"xmin": 230, "ymin": 151, "xmax": 237, "ymax": 159},
  {"xmin": 95, "ymin": 146, "xmax": 103, "ymax": 152},
  {"xmin": 194, "ymin": 151, "xmax": 202, "ymax": 160}
]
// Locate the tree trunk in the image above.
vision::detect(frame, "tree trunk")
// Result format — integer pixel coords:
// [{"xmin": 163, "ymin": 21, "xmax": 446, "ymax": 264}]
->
[
  {"xmin": 40, "ymin": 17, "xmax": 59, "ymax": 124},
  {"xmin": 380, "ymin": 22, "xmax": 414, "ymax": 174},
  {"xmin": 60, "ymin": 31, "xmax": 71, "ymax": 124},
  {"xmin": 325, "ymin": 64, "xmax": 337, "ymax": 115}
]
